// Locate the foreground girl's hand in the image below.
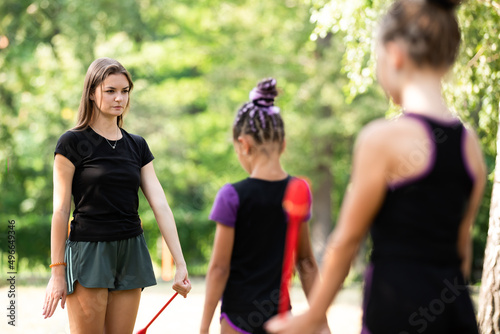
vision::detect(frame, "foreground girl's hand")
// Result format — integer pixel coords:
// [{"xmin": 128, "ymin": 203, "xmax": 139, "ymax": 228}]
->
[
  {"xmin": 42, "ymin": 270, "xmax": 67, "ymax": 319},
  {"xmin": 316, "ymin": 321, "xmax": 332, "ymax": 334},
  {"xmin": 172, "ymin": 265, "xmax": 191, "ymax": 298},
  {"xmin": 265, "ymin": 312, "xmax": 324, "ymax": 334}
]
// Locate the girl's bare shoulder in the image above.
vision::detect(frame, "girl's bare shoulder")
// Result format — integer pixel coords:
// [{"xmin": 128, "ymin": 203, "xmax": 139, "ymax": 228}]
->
[{"xmin": 356, "ymin": 115, "xmax": 419, "ymax": 146}]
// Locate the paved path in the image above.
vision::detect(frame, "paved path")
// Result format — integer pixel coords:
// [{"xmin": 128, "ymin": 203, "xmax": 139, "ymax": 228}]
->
[{"xmin": 0, "ymin": 277, "xmax": 362, "ymax": 333}]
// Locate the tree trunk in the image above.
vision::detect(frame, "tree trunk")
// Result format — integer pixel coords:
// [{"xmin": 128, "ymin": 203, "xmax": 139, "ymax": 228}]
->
[
  {"xmin": 478, "ymin": 118, "xmax": 500, "ymax": 333},
  {"xmin": 310, "ymin": 33, "xmax": 335, "ymax": 263},
  {"xmin": 311, "ymin": 144, "xmax": 334, "ymax": 262}
]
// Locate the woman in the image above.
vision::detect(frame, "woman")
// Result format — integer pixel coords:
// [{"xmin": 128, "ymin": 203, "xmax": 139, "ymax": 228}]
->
[
  {"xmin": 266, "ymin": 0, "xmax": 486, "ymax": 333},
  {"xmin": 42, "ymin": 57, "xmax": 191, "ymax": 333}
]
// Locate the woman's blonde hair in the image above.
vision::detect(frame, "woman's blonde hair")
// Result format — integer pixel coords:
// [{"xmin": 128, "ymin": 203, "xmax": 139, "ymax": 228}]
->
[{"xmin": 74, "ymin": 57, "xmax": 134, "ymax": 129}]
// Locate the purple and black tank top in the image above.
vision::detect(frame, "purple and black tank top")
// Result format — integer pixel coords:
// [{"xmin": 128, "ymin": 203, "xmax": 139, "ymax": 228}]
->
[
  {"xmin": 209, "ymin": 176, "xmax": 311, "ymax": 334},
  {"xmin": 362, "ymin": 113, "xmax": 479, "ymax": 334}
]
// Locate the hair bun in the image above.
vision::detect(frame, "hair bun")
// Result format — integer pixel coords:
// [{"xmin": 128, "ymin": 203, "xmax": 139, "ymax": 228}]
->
[
  {"xmin": 249, "ymin": 78, "xmax": 278, "ymax": 107},
  {"xmin": 427, "ymin": 0, "xmax": 462, "ymax": 10}
]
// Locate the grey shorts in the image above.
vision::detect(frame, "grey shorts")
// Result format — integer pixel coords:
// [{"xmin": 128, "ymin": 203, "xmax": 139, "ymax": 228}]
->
[{"xmin": 64, "ymin": 233, "xmax": 157, "ymax": 295}]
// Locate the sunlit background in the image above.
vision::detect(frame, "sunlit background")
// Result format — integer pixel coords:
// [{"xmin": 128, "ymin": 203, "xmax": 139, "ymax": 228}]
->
[{"xmin": 1, "ymin": 0, "xmax": 499, "ymax": 287}]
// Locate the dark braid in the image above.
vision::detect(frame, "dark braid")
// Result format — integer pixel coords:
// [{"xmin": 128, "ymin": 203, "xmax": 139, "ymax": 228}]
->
[{"xmin": 233, "ymin": 78, "xmax": 285, "ymax": 149}]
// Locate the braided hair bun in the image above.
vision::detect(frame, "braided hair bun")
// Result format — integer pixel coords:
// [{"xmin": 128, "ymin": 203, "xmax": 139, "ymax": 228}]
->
[
  {"xmin": 249, "ymin": 78, "xmax": 278, "ymax": 107},
  {"xmin": 427, "ymin": 0, "xmax": 462, "ymax": 10},
  {"xmin": 233, "ymin": 78, "xmax": 285, "ymax": 148}
]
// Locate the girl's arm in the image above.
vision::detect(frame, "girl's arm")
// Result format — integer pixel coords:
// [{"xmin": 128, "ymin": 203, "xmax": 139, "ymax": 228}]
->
[
  {"xmin": 140, "ymin": 161, "xmax": 191, "ymax": 297},
  {"xmin": 457, "ymin": 129, "xmax": 486, "ymax": 279},
  {"xmin": 200, "ymin": 223, "xmax": 234, "ymax": 334},
  {"xmin": 296, "ymin": 223, "xmax": 331, "ymax": 333},
  {"xmin": 43, "ymin": 154, "xmax": 74, "ymax": 319},
  {"xmin": 295, "ymin": 223, "xmax": 319, "ymax": 298},
  {"xmin": 266, "ymin": 124, "xmax": 389, "ymax": 334}
]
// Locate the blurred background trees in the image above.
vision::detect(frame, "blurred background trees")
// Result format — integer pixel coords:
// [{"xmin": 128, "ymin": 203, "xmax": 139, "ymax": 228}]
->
[{"xmin": 0, "ymin": 0, "xmax": 498, "ymax": 290}]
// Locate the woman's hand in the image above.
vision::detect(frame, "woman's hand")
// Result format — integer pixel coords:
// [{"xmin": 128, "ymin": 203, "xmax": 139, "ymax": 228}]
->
[
  {"xmin": 42, "ymin": 269, "xmax": 67, "ymax": 319},
  {"xmin": 172, "ymin": 264, "xmax": 191, "ymax": 298}
]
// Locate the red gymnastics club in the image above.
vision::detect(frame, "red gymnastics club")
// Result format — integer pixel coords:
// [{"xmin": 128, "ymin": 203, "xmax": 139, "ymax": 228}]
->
[
  {"xmin": 135, "ymin": 292, "xmax": 178, "ymax": 334},
  {"xmin": 279, "ymin": 177, "xmax": 312, "ymax": 316}
]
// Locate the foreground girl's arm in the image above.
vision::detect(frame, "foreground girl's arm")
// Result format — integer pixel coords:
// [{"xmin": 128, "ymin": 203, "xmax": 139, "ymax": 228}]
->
[
  {"xmin": 200, "ymin": 223, "xmax": 234, "ymax": 334},
  {"xmin": 43, "ymin": 154, "xmax": 75, "ymax": 318},
  {"xmin": 266, "ymin": 124, "xmax": 389, "ymax": 334},
  {"xmin": 140, "ymin": 161, "xmax": 191, "ymax": 297}
]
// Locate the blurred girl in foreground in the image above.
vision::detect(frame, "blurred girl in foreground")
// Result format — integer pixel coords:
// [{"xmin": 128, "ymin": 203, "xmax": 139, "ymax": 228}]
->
[{"xmin": 267, "ymin": 0, "xmax": 485, "ymax": 333}]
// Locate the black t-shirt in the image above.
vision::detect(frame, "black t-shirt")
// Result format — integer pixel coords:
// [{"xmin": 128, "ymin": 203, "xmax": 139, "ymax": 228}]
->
[{"xmin": 55, "ymin": 127, "xmax": 154, "ymax": 242}]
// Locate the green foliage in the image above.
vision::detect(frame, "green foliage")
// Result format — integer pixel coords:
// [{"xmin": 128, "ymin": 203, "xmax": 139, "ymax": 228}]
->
[
  {"xmin": 0, "ymin": 215, "xmax": 51, "ymax": 271},
  {"xmin": 1, "ymin": 0, "xmax": 496, "ymax": 282}
]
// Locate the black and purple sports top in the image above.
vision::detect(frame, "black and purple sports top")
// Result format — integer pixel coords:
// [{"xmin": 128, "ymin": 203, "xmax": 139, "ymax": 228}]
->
[
  {"xmin": 209, "ymin": 176, "xmax": 311, "ymax": 318},
  {"xmin": 370, "ymin": 112, "xmax": 475, "ymax": 266},
  {"xmin": 362, "ymin": 113, "xmax": 479, "ymax": 334}
]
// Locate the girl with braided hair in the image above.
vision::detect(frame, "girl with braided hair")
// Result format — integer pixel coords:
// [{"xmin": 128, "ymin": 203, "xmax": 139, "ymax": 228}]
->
[
  {"xmin": 266, "ymin": 0, "xmax": 485, "ymax": 333},
  {"xmin": 200, "ymin": 78, "xmax": 330, "ymax": 334}
]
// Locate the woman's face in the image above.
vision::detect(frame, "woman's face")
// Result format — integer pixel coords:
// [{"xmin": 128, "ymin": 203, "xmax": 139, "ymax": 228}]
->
[{"xmin": 92, "ymin": 73, "xmax": 130, "ymax": 118}]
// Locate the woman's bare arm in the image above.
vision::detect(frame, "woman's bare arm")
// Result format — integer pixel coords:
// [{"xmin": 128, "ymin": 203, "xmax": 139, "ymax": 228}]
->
[
  {"xmin": 140, "ymin": 161, "xmax": 191, "ymax": 297},
  {"xmin": 43, "ymin": 154, "xmax": 74, "ymax": 318}
]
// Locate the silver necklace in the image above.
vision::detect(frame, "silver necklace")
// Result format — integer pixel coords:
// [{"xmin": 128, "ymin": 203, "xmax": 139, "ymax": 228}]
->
[
  {"xmin": 105, "ymin": 126, "xmax": 119, "ymax": 149},
  {"xmin": 92, "ymin": 126, "xmax": 119, "ymax": 149}
]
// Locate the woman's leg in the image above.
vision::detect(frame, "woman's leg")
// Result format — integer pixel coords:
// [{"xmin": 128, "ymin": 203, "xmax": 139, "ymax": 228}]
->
[
  {"xmin": 66, "ymin": 282, "xmax": 108, "ymax": 333},
  {"xmin": 104, "ymin": 288, "xmax": 141, "ymax": 334}
]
